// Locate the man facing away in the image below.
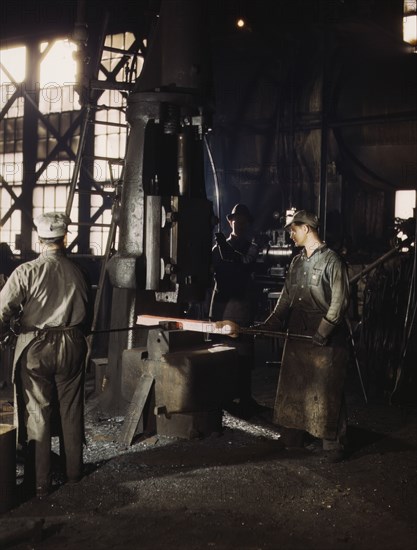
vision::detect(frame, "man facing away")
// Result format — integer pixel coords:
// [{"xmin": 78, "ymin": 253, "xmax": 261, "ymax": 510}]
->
[{"xmin": 0, "ymin": 212, "xmax": 92, "ymax": 497}]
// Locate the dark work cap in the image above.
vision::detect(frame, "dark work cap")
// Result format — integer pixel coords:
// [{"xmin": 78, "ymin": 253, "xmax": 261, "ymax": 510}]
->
[
  {"xmin": 284, "ymin": 210, "xmax": 319, "ymax": 230},
  {"xmin": 226, "ymin": 203, "xmax": 253, "ymax": 223}
]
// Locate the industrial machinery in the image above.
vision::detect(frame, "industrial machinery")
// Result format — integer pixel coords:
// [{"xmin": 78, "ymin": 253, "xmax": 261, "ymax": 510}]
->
[
  {"xmin": 120, "ymin": 327, "xmax": 238, "ymax": 441},
  {"xmin": 101, "ymin": 1, "xmax": 240, "ymax": 438},
  {"xmin": 106, "ymin": 0, "xmax": 214, "ymax": 301},
  {"xmin": 92, "ymin": 0, "xmax": 416, "ymax": 429},
  {"xmin": 256, "ymin": 209, "xmax": 296, "ymax": 281}
]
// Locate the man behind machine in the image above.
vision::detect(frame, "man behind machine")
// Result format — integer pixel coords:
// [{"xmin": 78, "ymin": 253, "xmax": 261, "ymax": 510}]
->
[
  {"xmin": 0, "ymin": 212, "xmax": 92, "ymax": 497},
  {"xmin": 210, "ymin": 203, "xmax": 260, "ymax": 417}
]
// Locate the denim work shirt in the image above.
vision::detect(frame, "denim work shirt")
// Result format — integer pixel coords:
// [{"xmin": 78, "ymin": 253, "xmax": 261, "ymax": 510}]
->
[
  {"xmin": 269, "ymin": 244, "xmax": 349, "ymax": 332},
  {"xmin": 270, "ymin": 244, "xmax": 350, "ymax": 439}
]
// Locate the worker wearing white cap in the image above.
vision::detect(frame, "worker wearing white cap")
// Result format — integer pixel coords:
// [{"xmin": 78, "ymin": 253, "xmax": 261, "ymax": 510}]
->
[
  {"xmin": 34, "ymin": 211, "xmax": 72, "ymax": 239},
  {"xmin": 0, "ymin": 212, "xmax": 92, "ymax": 498}
]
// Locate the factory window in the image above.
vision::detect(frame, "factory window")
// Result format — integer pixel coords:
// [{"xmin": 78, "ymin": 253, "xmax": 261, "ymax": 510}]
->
[
  {"xmin": 90, "ymin": 192, "xmax": 113, "ymax": 256},
  {"xmin": 0, "ymin": 46, "xmax": 25, "ymax": 251},
  {"xmin": 29, "ymin": 40, "xmax": 79, "ymax": 249},
  {"xmin": 39, "ymin": 39, "xmax": 80, "ymax": 114},
  {"xmin": 0, "ymin": 45, "xmax": 26, "ymax": 117},
  {"xmin": 94, "ymin": 31, "xmax": 138, "ymax": 177},
  {"xmin": 91, "ymin": 32, "xmax": 142, "ymax": 254},
  {"xmin": 403, "ymin": 0, "xmax": 417, "ymax": 46},
  {"xmin": 0, "ymin": 154, "xmax": 22, "ymax": 252},
  {"xmin": 395, "ymin": 190, "xmax": 416, "ymax": 219},
  {"xmin": 0, "ymin": 152, "xmax": 23, "ymax": 252},
  {"xmin": 1, "ymin": 32, "xmax": 141, "ymax": 254}
]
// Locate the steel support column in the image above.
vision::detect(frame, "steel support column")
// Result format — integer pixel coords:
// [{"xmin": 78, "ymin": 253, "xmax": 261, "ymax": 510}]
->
[{"xmin": 21, "ymin": 40, "xmax": 40, "ymax": 253}]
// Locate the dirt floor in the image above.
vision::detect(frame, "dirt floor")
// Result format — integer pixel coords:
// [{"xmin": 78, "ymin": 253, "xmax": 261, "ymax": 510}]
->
[{"xmin": 1, "ymin": 360, "xmax": 416, "ymax": 550}]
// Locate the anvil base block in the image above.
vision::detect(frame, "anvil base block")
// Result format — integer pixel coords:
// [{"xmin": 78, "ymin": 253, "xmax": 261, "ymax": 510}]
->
[{"xmin": 121, "ymin": 329, "xmax": 239, "ymax": 439}]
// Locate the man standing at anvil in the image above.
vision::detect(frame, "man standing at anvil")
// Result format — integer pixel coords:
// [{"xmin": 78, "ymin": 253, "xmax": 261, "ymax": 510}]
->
[
  {"xmin": 0, "ymin": 212, "xmax": 92, "ymax": 497},
  {"xmin": 261, "ymin": 210, "xmax": 349, "ymax": 461},
  {"xmin": 219, "ymin": 210, "xmax": 350, "ymax": 461}
]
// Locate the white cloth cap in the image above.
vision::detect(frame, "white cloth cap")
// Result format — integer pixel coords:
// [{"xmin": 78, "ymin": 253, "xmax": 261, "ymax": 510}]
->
[{"xmin": 34, "ymin": 212, "xmax": 71, "ymax": 238}]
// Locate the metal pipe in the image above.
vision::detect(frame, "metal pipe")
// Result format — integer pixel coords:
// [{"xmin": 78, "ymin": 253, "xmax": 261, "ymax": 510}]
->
[
  {"xmin": 348, "ymin": 246, "xmax": 401, "ymax": 284},
  {"xmin": 240, "ymin": 327, "xmax": 313, "ymax": 341},
  {"xmin": 204, "ymin": 135, "xmax": 221, "ymax": 231},
  {"xmin": 288, "ymin": 111, "xmax": 417, "ymax": 132},
  {"xmin": 66, "ymin": 104, "xmax": 92, "ymax": 218},
  {"xmin": 318, "ymin": 25, "xmax": 329, "ymax": 242}
]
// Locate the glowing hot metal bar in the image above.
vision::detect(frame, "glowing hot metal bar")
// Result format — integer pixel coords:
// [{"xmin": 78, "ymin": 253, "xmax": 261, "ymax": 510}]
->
[{"xmin": 136, "ymin": 315, "xmax": 312, "ymax": 341}]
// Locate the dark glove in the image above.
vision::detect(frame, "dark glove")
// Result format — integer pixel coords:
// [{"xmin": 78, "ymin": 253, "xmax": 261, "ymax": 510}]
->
[
  {"xmin": 312, "ymin": 332, "xmax": 328, "ymax": 346},
  {"xmin": 215, "ymin": 232, "xmax": 227, "ymax": 246},
  {"xmin": 215, "ymin": 233, "xmax": 241, "ymax": 262},
  {"xmin": 312, "ymin": 317, "xmax": 336, "ymax": 347}
]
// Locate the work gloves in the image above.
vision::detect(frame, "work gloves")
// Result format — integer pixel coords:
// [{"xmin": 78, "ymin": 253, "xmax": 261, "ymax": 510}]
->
[
  {"xmin": 215, "ymin": 233, "xmax": 241, "ymax": 262},
  {"xmin": 312, "ymin": 317, "xmax": 336, "ymax": 347}
]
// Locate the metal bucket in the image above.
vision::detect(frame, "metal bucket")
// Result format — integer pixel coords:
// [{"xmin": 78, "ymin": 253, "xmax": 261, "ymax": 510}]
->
[{"xmin": 0, "ymin": 424, "xmax": 16, "ymax": 513}]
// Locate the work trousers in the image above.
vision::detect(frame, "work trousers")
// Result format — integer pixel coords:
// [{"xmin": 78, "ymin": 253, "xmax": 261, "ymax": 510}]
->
[
  {"xmin": 211, "ymin": 297, "xmax": 255, "ymax": 403},
  {"xmin": 19, "ymin": 327, "xmax": 87, "ymax": 490}
]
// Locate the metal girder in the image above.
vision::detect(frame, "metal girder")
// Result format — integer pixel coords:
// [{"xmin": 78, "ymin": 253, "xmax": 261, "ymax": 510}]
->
[
  {"xmin": 34, "ymin": 111, "xmax": 84, "ymax": 180},
  {"xmin": 23, "ymin": 92, "xmax": 77, "ymax": 162},
  {"xmin": 0, "ymin": 88, "xmax": 21, "ymax": 123}
]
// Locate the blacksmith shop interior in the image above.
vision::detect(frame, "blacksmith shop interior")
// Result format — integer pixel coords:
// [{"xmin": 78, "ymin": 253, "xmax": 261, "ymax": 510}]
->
[{"xmin": 0, "ymin": 0, "xmax": 416, "ymax": 548}]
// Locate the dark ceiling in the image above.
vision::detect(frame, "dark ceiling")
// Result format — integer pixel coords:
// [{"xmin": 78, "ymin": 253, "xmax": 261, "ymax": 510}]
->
[
  {"xmin": 0, "ymin": 0, "xmax": 414, "ymax": 228},
  {"xmin": 0, "ymin": 0, "xmax": 405, "ymax": 47},
  {"xmin": 0, "ymin": 0, "xmax": 157, "ymax": 45}
]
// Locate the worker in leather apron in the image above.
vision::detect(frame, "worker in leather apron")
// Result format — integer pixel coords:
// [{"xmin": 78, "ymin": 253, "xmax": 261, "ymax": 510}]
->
[
  {"xmin": 0, "ymin": 211, "xmax": 92, "ymax": 497},
  {"xmin": 261, "ymin": 210, "xmax": 350, "ymax": 461}
]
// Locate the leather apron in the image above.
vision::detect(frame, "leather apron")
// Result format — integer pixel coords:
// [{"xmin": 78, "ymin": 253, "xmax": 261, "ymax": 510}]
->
[{"xmin": 273, "ymin": 307, "xmax": 348, "ymax": 440}]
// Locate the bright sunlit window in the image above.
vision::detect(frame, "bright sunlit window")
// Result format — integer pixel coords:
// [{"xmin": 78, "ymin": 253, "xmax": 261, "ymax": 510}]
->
[
  {"xmin": 0, "ymin": 45, "xmax": 26, "ymax": 83},
  {"xmin": 40, "ymin": 39, "xmax": 78, "ymax": 87},
  {"xmin": 0, "ymin": 46, "xmax": 26, "ymax": 116},
  {"xmin": 39, "ymin": 39, "xmax": 80, "ymax": 113},
  {"xmin": 403, "ymin": 15, "xmax": 417, "ymax": 45},
  {"xmin": 395, "ymin": 190, "xmax": 416, "ymax": 219},
  {"xmin": 403, "ymin": 0, "xmax": 417, "ymax": 46}
]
